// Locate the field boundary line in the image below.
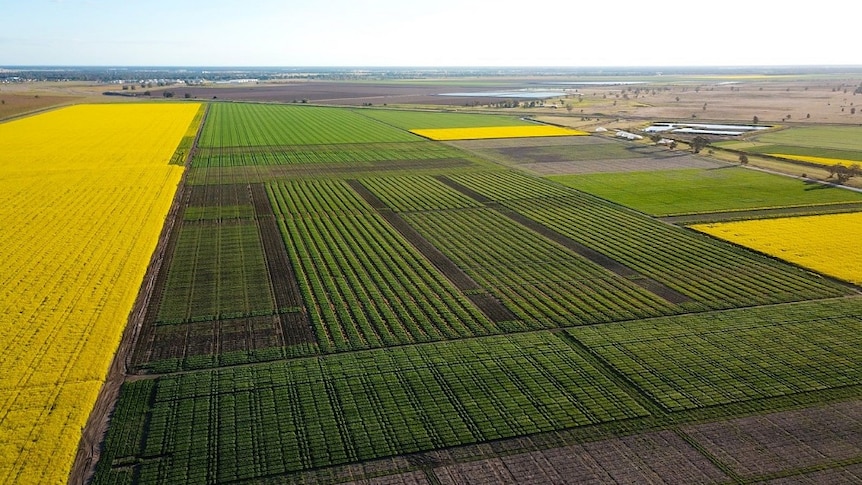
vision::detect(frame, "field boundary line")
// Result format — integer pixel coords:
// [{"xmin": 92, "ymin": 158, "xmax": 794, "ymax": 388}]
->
[{"xmin": 68, "ymin": 103, "xmax": 210, "ymax": 485}]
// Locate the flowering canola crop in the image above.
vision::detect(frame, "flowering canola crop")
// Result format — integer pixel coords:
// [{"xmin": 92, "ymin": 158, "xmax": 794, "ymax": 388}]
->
[
  {"xmin": 0, "ymin": 103, "xmax": 200, "ymax": 484},
  {"xmin": 768, "ymin": 153, "xmax": 861, "ymax": 168},
  {"xmin": 692, "ymin": 212, "xmax": 862, "ymax": 285},
  {"xmin": 410, "ymin": 125, "xmax": 588, "ymax": 141}
]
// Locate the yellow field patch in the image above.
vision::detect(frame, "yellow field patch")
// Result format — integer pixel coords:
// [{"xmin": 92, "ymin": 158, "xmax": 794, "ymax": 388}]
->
[
  {"xmin": 410, "ymin": 125, "xmax": 588, "ymax": 141},
  {"xmin": 0, "ymin": 103, "xmax": 200, "ymax": 484},
  {"xmin": 692, "ymin": 212, "xmax": 862, "ymax": 285},
  {"xmin": 768, "ymin": 153, "xmax": 861, "ymax": 168}
]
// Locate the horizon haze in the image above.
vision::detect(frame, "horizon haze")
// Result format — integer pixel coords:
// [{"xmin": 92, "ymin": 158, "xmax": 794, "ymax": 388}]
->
[{"xmin": 2, "ymin": 0, "xmax": 858, "ymax": 67}]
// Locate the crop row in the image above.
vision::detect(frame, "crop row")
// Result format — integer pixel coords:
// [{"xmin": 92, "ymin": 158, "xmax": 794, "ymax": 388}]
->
[
  {"xmin": 93, "ymin": 333, "xmax": 648, "ymax": 483},
  {"xmin": 404, "ymin": 208, "xmax": 676, "ymax": 327},
  {"xmin": 508, "ymin": 196, "xmax": 849, "ymax": 308},
  {"xmin": 274, "ymin": 200, "xmax": 495, "ymax": 352},
  {"xmin": 183, "ymin": 204, "xmax": 255, "ymax": 221},
  {"xmin": 446, "ymin": 171, "xmax": 849, "ymax": 309},
  {"xmin": 359, "ymin": 175, "xmax": 482, "ymax": 212},
  {"xmin": 198, "ymin": 103, "xmax": 419, "ymax": 148},
  {"xmin": 268, "ymin": 179, "xmax": 371, "ymax": 218},
  {"xmin": 448, "ymin": 170, "xmax": 575, "ymax": 200},
  {"xmin": 156, "ymin": 220, "xmax": 275, "ymax": 324},
  {"xmin": 193, "ymin": 141, "xmax": 463, "ymax": 167},
  {"xmin": 569, "ymin": 298, "xmax": 862, "ymax": 411}
]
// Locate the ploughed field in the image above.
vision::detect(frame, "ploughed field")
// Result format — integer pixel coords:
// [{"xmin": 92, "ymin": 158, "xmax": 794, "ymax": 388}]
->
[{"xmin": 76, "ymin": 102, "xmax": 862, "ymax": 484}]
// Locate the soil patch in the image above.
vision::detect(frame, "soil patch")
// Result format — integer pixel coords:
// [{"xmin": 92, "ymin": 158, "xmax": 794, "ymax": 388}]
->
[
  {"xmin": 249, "ymin": 183, "xmax": 316, "ymax": 345},
  {"xmin": 163, "ymin": 81, "xmax": 525, "ymax": 106}
]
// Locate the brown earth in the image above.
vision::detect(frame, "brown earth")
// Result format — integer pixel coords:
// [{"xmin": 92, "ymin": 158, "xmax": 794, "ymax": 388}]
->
[
  {"xmin": 146, "ymin": 81, "xmax": 521, "ymax": 106},
  {"xmin": 0, "ymin": 93, "xmax": 82, "ymax": 120}
]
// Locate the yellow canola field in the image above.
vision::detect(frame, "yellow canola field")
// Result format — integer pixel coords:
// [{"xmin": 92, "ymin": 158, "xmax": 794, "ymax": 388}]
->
[
  {"xmin": 692, "ymin": 212, "xmax": 862, "ymax": 285},
  {"xmin": 410, "ymin": 125, "xmax": 588, "ymax": 141},
  {"xmin": 0, "ymin": 103, "xmax": 200, "ymax": 484},
  {"xmin": 768, "ymin": 153, "xmax": 861, "ymax": 168}
]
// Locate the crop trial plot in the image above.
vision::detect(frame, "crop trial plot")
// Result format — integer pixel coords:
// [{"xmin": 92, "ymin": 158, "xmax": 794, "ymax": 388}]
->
[
  {"xmin": 445, "ymin": 171, "xmax": 851, "ymax": 308},
  {"xmin": 434, "ymin": 430, "xmax": 728, "ymax": 484},
  {"xmin": 570, "ymin": 298, "xmax": 862, "ymax": 411},
  {"xmin": 683, "ymin": 399, "xmax": 862, "ymax": 479},
  {"xmin": 269, "ymin": 179, "xmax": 496, "ymax": 352},
  {"xmin": 93, "ymin": 333, "xmax": 648, "ymax": 483}
]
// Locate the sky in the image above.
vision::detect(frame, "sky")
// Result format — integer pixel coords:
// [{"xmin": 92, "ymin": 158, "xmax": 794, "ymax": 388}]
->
[{"xmin": 1, "ymin": 0, "xmax": 859, "ymax": 67}]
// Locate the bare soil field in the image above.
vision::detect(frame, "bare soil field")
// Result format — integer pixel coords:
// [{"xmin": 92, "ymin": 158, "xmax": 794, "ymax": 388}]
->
[
  {"xmin": 140, "ymin": 77, "xmax": 862, "ymax": 127},
  {"xmin": 683, "ymin": 399, "xmax": 862, "ymax": 479},
  {"xmin": 433, "ymin": 430, "xmax": 728, "ymax": 485},
  {"xmin": 449, "ymin": 136, "xmax": 726, "ymax": 175},
  {"xmin": 157, "ymin": 81, "xmax": 516, "ymax": 106},
  {"xmin": 0, "ymin": 92, "xmax": 82, "ymax": 119},
  {"xmin": 324, "ymin": 398, "xmax": 862, "ymax": 484}
]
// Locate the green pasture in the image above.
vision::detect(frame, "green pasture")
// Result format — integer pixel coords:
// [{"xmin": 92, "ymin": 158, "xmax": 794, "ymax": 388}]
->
[
  {"xmin": 549, "ymin": 167, "xmax": 862, "ymax": 216},
  {"xmin": 746, "ymin": 126, "xmax": 862, "ymax": 151},
  {"xmin": 717, "ymin": 126, "xmax": 862, "ymax": 161}
]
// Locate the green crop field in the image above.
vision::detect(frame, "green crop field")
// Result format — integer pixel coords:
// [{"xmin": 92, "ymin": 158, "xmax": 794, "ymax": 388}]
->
[
  {"xmin": 447, "ymin": 171, "xmax": 850, "ymax": 309},
  {"xmin": 156, "ymin": 221, "xmax": 274, "ymax": 324},
  {"xmin": 726, "ymin": 125, "xmax": 862, "ymax": 152},
  {"xmin": 93, "ymin": 101, "xmax": 862, "ymax": 485},
  {"xmin": 95, "ymin": 333, "xmax": 648, "ymax": 484},
  {"xmin": 270, "ymin": 179, "xmax": 496, "ymax": 352},
  {"xmin": 717, "ymin": 126, "xmax": 862, "ymax": 162},
  {"xmin": 570, "ymin": 298, "xmax": 862, "ymax": 411},
  {"xmin": 355, "ymin": 108, "xmax": 533, "ymax": 129},
  {"xmin": 404, "ymin": 207, "xmax": 676, "ymax": 327},
  {"xmin": 198, "ymin": 103, "xmax": 420, "ymax": 147},
  {"xmin": 550, "ymin": 167, "xmax": 862, "ymax": 216}
]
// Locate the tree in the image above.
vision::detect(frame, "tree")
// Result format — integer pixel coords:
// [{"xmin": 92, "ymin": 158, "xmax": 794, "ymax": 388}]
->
[
  {"xmin": 752, "ymin": 115, "xmax": 759, "ymax": 124},
  {"xmin": 668, "ymin": 140, "xmax": 677, "ymax": 150},
  {"xmin": 566, "ymin": 103, "xmax": 573, "ymax": 113},
  {"xmin": 649, "ymin": 134, "xmax": 662, "ymax": 144},
  {"xmin": 831, "ymin": 164, "xmax": 861, "ymax": 184},
  {"xmin": 690, "ymin": 136, "xmax": 710, "ymax": 154},
  {"xmin": 738, "ymin": 154, "xmax": 749, "ymax": 165}
]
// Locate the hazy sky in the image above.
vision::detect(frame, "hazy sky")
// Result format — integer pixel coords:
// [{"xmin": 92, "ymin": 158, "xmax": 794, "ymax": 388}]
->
[{"xmin": 1, "ymin": 0, "xmax": 858, "ymax": 67}]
